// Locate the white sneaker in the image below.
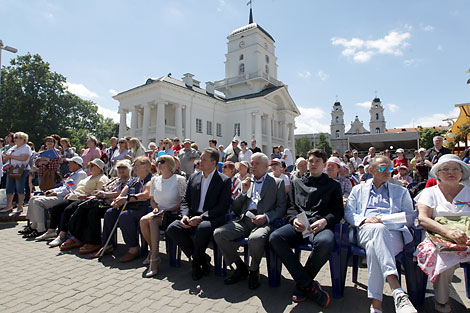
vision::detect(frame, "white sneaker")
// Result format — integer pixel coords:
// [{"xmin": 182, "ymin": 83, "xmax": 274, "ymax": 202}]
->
[
  {"xmin": 35, "ymin": 232, "xmax": 57, "ymax": 241},
  {"xmin": 48, "ymin": 236, "xmax": 65, "ymax": 247},
  {"xmin": 394, "ymin": 292, "xmax": 417, "ymax": 313}
]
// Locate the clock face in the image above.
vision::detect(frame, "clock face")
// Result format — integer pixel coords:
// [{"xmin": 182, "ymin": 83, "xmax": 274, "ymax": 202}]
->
[{"xmin": 239, "ymin": 41, "xmax": 245, "ymax": 48}]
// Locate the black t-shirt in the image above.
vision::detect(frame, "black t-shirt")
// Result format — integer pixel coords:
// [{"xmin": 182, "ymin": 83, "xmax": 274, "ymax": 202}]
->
[
  {"xmin": 249, "ymin": 147, "xmax": 261, "ymax": 154},
  {"xmin": 126, "ymin": 173, "xmax": 152, "ymax": 210},
  {"xmin": 425, "ymin": 147, "xmax": 451, "ymax": 165}
]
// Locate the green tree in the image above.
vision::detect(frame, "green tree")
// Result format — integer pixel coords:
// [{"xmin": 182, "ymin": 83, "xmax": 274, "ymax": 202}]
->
[
  {"xmin": 417, "ymin": 126, "xmax": 446, "ymax": 149},
  {"xmin": 295, "ymin": 137, "xmax": 312, "ymax": 158},
  {"xmin": 316, "ymin": 133, "xmax": 332, "ymax": 155},
  {"xmin": 0, "ymin": 53, "xmax": 119, "ymax": 149}
]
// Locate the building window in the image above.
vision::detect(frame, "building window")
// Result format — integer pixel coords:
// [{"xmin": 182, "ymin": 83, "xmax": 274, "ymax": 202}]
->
[
  {"xmin": 234, "ymin": 123, "xmax": 240, "ymax": 136},
  {"xmin": 196, "ymin": 118, "xmax": 202, "ymax": 133},
  {"xmin": 265, "ymin": 55, "xmax": 269, "ymax": 63},
  {"xmin": 335, "ymin": 116, "xmax": 339, "ymax": 123},
  {"xmin": 265, "ymin": 65, "xmax": 269, "ymax": 74},
  {"xmin": 239, "ymin": 63, "xmax": 245, "ymax": 75},
  {"xmin": 375, "ymin": 128, "xmax": 380, "ymax": 134},
  {"xmin": 239, "ymin": 54, "xmax": 244, "ymax": 61},
  {"xmin": 335, "ymin": 130, "xmax": 340, "ymax": 138},
  {"xmin": 376, "ymin": 113, "xmax": 379, "ymax": 120},
  {"xmin": 216, "ymin": 123, "xmax": 222, "ymax": 137},
  {"xmin": 207, "ymin": 121, "xmax": 212, "ymax": 135}
]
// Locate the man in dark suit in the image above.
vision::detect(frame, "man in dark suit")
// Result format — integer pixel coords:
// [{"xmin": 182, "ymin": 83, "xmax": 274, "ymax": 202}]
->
[
  {"xmin": 166, "ymin": 147, "xmax": 231, "ymax": 281},
  {"xmin": 213, "ymin": 152, "xmax": 286, "ymax": 289}
]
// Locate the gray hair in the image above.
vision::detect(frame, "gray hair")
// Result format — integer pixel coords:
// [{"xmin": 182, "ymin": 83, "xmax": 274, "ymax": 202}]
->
[
  {"xmin": 251, "ymin": 152, "xmax": 269, "ymax": 164},
  {"xmin": 369, "ymin": 155, "xmax": 392, "ymax": 169},
  {"xmin": 433, "ymin": 136, "xmax": 444, "ymax": 142},
  {"xmin": 115, "ymin": 159, "xmax": 132, "ymax": 171}
]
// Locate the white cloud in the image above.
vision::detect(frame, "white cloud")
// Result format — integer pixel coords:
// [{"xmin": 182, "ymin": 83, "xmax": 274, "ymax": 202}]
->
[
  {"xmin": 331, "ymin": 30, "xmax": 411, "ymax": 63},
  {"xmin": 421, "ymin": 24, "xmax": 434, "ymax": 32},
  {"xmin": 396, "ymin": 108, "xmax": 460, "ymax": 128},
  {"xmin": 108, "ymin": 89, "xmax": 118, "ymax": 96},
  {"xmin": 437, "ymin": 44, "xmax": 443, "ymax": 51},
  {"xmin": 294, "ymin": 106, "xmax": 330, "ymax": 134},
  {"xmin": 386, "ymin": 103, "xmax": 399, "ymax": 112},
  {"xmin": 97, "ymin": 105, "xmax": 120, "ymax": 123},
  {"xmin": 355, "ymin": 101, "xmax": 371, "ymax": 108},
  {"xmin": 316, "ymin": 70, "xmax": 328, "ymax": 81},
  {"xmin": 297, "ymin": 71, "xmax": 311, "ymax": 79},
  {"xmin": 404, "ymin": 59, "xmax": 415, "ymax": 66},
  {"xmin": 404, "ymin": 24, "xmax": 413, "ymax": 31},
  {"xmin": 217, "ymin": 0, "xmax": 226, "ymax": 12},
  {"xmin": 64, "ymin": 82, "xmax": 98, "ymax": 99}
]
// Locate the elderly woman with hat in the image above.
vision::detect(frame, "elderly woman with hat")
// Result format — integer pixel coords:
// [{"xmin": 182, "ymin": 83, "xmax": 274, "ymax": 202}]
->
[
  {"xmin": 415, "ymin": 154, "xmax": 470, "ymax": 312},
  {"xmin": 47, "ymin": 159, "xmax": 109, "ymax": 248},
  {"xmin": 235, "ymin": 160, "xmax": 252, "ymax": 182},
  {"xmin": 326, "ymin": 156, "xmax": 352, "ymax": 198}
]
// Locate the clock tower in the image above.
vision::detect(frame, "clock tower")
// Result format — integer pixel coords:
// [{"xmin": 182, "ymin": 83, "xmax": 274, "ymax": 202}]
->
[{"xmin": 214, "ymin": 9, "xmax": 282, "ymax": 99}]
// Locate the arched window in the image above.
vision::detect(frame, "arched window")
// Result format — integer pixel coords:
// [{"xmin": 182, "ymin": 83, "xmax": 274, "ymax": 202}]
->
[
  {"xmin": 375, "ymin": 128, "xmax": 380, "ymax": 134},
  {"xmin": 265, "ymin": 55, "xmax": 270, "ymax": 63},
  {"xmin": 239, "ymin": 54, "xmax": 244, "ymax": 61},
  {"xmin": 376, "ymin": 113, "xmax": 379, "ymax": 120},
  {"xmin": 335, "ymin": 116, "xmax": 339, "ymax": 123},
  {"xmin": 265, "ymin": 65, "xmax": 269, "ymax": 74},
  {"xmin": 335, "ymin": 130, "xmax": 340, "ymax": 138},
  {"xmin": 239, "ymin": 63, "xmax": 245, "ymax": 75}
]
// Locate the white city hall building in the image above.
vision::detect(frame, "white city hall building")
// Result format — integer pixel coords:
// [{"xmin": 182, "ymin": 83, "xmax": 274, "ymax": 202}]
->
[{"xmin": 114, "ymin": 12, "xmax": 300, "ymax": 154}]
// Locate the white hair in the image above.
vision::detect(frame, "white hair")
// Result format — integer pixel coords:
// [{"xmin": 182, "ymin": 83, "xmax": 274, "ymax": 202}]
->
[{"xmin": 251, "ymin": 152, "xmax": 269, "ymax": 164}]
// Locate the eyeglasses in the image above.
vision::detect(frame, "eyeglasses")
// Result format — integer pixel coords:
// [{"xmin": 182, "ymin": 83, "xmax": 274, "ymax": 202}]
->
[
  {"xmin": 117, "ymin": 166, "xmax": 128, "ymax": 170},
  {"xmin": 157, "ymin": 160, "xmax": 166, "ymax": 164},
  {"xmin": 119, "ymin": 141, "xmax": 126, "ymax": 144},
  {"xmin": 438, "ymin": 167, "xmax": 461, "ymax": 173},
  {"xmin": 378, "ymin": 166, "xmax": 394, "ymax": 173},
  {"xmin": 174, "ymin": 140, "xmax": 180, "ymax": 142},
  {"xmin": 46, "ymin": 140, "xmax": 54, "ymax": 143}
]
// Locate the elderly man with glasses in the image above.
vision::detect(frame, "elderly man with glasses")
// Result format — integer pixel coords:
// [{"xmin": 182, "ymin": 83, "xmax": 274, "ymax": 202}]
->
[{"xmin": 344, "ymin": 155, "xmax": 417, "ymax": 313}]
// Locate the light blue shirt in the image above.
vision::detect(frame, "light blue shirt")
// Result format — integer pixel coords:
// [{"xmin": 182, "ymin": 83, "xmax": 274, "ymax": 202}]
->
[
  {"xmin": 243, "ymin": 172, "xmax": 271, "ymax": 222},
  {"xmin": 364, "ymin": 181, "xmax": 391, "ymax": 218},
  {"xmin": 53, "ymin": 168, "xmax": 88, "ymax": 198}
]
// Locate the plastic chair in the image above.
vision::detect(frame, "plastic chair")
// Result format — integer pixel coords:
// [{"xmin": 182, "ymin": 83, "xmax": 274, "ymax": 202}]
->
[{"xmin": 460, "ymin": 263, "xmax": 470, "ymax": 299}]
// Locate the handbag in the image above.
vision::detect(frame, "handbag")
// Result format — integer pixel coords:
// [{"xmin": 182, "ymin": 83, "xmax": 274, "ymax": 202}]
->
[
  {"xmin": 8, "ymin": 165, "xmax": 25, "ymax": 179},
  {"xmin": 40, "ymin": 169, "xmax": 59, "ymax": 191}
]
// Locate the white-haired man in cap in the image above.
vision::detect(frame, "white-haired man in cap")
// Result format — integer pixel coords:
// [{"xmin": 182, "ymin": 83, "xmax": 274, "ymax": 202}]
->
[
  {"xmin": 178, "ymin": 138, "xmax": 200, "ymax": 177},
  {"xmin": 224, "ymin": 136, "xmax": 241, "ymax": 163},
  {"xmin": 21, "ymin": 156, "xmax": 88, "ymax": 239}
]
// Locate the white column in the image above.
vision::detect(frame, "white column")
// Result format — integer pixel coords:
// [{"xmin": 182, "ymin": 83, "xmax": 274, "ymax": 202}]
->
[
  {"xmin": 130, "ymin": 107, "xmax": 138, "ymax": 137},
  {"xmin": 175, "ymin": 104, "xmax": 183, "ymax": 139},
  {"xmin": 156, "ymin": 101, "xmax": 165, "ymax": 141},
  {"xmin": 184, "ymin": 105, "xmax": 191, "ymax": 139},
  {"xmin": 245, "ymin": 112, "xmax": 253, "ymax": 141},
  {"xmin": 283, "ymin": 121, "xmax": 289, "ymax": 146},
  {"xmin": 141, "ymin": 104, "xmax": 151, "ymax": 147},
  {"xmin": 254, "ymin": 112, "xmax": 262, "ymax": 148},
  {"xmin": 119, "ymin": 108, "xmax": 127, "ymax": 138},
  {"xmin": 267, "ymin": 115, "xmax": 272, "ymax": 153}
]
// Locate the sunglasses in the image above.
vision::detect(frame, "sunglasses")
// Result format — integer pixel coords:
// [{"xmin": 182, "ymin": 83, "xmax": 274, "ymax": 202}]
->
[
  {"xmin": 117, "ymin": 166, "xmax": 128, "ymax": 170},
  {"xmin": 46, "ymin": 140, "xmax": 54, "ymax": 143},
  {"xmin": 119, "ymin": 141, "xmax": 126, "ymax": 144},
  {"xmin": 378, "ymin": 166, "xmax": 394, "ymax": 173},
  {"xmin": 157, "ymin": 160, "xmax": 166, "ymax": 164}
]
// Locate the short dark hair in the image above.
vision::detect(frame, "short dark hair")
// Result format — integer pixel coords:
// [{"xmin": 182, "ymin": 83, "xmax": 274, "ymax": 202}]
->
[
  {"xmin": 209, "ymin": 139, "xmax": 217, "ymax": 145},
  {"xmin": 307, "ymin": 149, "xmax": 328, "ymax": 163},
  {"xmin": 203, "ymin": 147, "xmax": 220, "ymax": 164},
  {"xmin": 240, "ymin": 141, "xmax": 247, "ymax": 146}
]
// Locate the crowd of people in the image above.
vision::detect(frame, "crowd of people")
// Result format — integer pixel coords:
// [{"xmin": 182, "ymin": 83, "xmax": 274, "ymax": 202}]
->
[{"xmin": 1, "ymin": 131, "xmax": 470, "ymax": 313}]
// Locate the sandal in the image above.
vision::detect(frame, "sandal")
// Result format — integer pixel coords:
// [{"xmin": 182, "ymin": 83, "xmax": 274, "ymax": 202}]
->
[
  {"xmin": 60, "ymin": 238, "xmax": 83, "ymax": 251},
  {"xmin": 145, "ymin": 257, "xmax": 161, "ymax": 278}
]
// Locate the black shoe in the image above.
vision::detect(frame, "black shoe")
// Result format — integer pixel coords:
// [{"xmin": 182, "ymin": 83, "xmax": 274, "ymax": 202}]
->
[
  {"xmin": 18, "ymin": 226, "xmax": 33, "ymax": 235},
  {"xmin": 306, "ymin": 281, "xmax": 330, "ymax": 308},
  {"xmin": 192, "ymin": 262, "xmax": 204, "ymax": 281},
  {"xmin": 224, "ymin": 264, "xmax": 249, "ymax": 285},
  {"xmin": 292, "ymin": 286, "xmax": 307, "ymax": 303},
  {"xmin": 23, "ymin": 230, "xmax": 44, "ymax": 239},
  {"xmin": 248, "ymin": 270, "xmax": 260, "ymax": 290},
  {"xmin": 201, "ymin": 254, "xmax": 211, "ymax": 276}
]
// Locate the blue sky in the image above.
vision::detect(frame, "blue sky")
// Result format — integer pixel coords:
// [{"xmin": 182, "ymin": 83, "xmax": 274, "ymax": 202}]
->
[{"xmin": 1, "ymin": 0, "xmax": 469, "ymax": 134}]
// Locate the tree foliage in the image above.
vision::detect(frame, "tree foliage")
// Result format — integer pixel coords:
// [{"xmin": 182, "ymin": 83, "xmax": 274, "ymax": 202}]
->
[
  {"xmin": 0, "ymin": 53, "xmax": 119, "ymax": 150},
  {"xmin": 417, "ymin": 126, "xmax": 446, "ymax": 149},
  {"xmin": 295, "ymin": 137, "xmax": 312, "ymax": 158},
  {"xmin": 317, "ymin": 133, "xmax": 332, "ymax": 156}
]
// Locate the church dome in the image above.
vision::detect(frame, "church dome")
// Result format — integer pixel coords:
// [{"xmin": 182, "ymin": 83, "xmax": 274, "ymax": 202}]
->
[{"xmin": 228, "ymin": 22, "xmax": 275, "ymax": 42}]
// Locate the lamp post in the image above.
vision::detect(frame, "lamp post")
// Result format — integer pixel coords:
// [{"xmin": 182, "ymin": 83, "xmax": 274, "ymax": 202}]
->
[{"xmin": 0, "ymin": 40, "xmax": 18, "ymax": 99}]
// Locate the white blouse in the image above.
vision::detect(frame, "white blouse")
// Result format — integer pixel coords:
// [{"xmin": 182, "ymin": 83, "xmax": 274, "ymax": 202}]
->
[
  {"xmin": 150, "ymin": 174, "xmax": 187, "ymax": 211},
  {"xmin": 415, "ymin": 185, "xmax": 470, "ymax": 218}
]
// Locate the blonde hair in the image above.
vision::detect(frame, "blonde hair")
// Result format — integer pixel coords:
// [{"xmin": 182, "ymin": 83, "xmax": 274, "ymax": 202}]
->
[
  {"xmin": 129, "ymin": 137, "xmax": 145, "ymax": 153},
  {"xmin": 15, "ymin": 132, "xmax": 29, "ymax": 142},
  {"xmin": 158, "ymin": 155, "xmax": 176, "ymax": 174},
  {"xmin": 133, "ymin": 155, "xmax": 152, "ymax": 171}
]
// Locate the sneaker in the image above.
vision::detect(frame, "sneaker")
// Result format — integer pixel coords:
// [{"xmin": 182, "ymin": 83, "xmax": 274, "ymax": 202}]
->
[
  {"xmin": 35, "ymin": 232, "xmax": 57, "ymax": 241},
  {"xmin": 48, "ymin": 236, "xmax": 66, "ymax": 247},
  {"xmin": 307, "ymin": 281, "xmax": 330, "ymax": 308},
  {"xmin": 394, "ymin": 292, "xmax": 417, "ymax": 313},
  {"xmin": 291, "ymin": 286, "xmax": 307, "ymax": 303}
]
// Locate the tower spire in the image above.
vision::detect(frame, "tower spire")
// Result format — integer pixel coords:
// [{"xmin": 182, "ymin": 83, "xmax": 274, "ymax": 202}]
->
[{"xmin": 247, "ymin": 0, "xmax": 253, "ymax": 23}]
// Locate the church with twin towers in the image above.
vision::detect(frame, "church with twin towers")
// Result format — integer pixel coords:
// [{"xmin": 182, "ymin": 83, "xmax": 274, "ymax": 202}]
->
[{"xmin": 113, "ymin": 9, "xmax": 300, "ymax": 155}]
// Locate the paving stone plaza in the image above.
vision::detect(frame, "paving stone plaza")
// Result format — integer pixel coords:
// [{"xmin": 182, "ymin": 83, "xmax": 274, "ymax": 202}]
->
[{"xmin": 1, "ymin": 214, "xmax": 470, "ymax": 312}]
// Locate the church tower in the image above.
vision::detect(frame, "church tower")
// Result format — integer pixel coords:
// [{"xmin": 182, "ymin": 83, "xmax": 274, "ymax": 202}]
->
[
  {"xmin": 214, "ymin": 8, "xmax": 282, "ymax": 99},
  {"xmin": 369, "ymin": 97, "xmax": 386, "ymax": 134},
  {"xmin": 330, "ymin": 101, "xmax": 349, "ymax": 154}
]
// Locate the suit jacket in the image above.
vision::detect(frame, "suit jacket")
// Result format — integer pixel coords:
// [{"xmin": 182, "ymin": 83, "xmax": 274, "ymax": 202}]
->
[
  {"xmin": 344, "ymin": 180, "xmax": 416, "ymax": 244},
  {"xmin": 180, "ymin": 170, "xmax": 231, "ymax": 222},
  {"xmin": 232, "ymin": 174, "xmax": 286, "ymax": 223}
]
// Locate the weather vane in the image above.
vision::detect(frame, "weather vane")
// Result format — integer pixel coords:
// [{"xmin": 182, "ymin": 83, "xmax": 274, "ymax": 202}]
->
[{"xmin": 247, "ymin": 0, "xmax": 253, "ymax": 9}]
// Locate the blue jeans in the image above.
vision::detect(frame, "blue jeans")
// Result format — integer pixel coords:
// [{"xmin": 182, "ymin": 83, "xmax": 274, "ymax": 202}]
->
[
  {"xmin": 6, "ymin": 169, "xmax": 30, "ymax": 195},
  {"xmin": 269, "ymin": 223, "xmax": 335, "ymax": 287}
]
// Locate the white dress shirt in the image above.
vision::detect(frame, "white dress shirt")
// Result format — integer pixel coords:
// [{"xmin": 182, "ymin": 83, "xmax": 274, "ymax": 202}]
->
[{"xmin": 197, "ymin": 168, "xmax": 216, "ymax": 213}]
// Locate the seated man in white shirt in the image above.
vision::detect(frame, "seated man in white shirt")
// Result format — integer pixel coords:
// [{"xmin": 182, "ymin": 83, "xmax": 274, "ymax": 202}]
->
[{"xmin": 344, "ymin": 155, "xmax": 417, "ymax": 313}]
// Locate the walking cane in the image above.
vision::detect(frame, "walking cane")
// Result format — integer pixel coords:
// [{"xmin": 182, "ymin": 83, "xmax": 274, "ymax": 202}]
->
[{"xmin": 98, "ymin": 196, "xmax": 130, "ymax": 261}]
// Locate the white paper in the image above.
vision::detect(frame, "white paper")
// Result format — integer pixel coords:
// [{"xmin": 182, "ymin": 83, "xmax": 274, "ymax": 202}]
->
[
  {"xmin": 297, "ymin": 211, "xmax": 313, "ymax": 240},
  {"xmin": 245, "ymin": 211, "xmax": 256, "ymax": 219},
  {"xmin": 380, "ymin": 212, "xmax": 407, "ymax": 229}
]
